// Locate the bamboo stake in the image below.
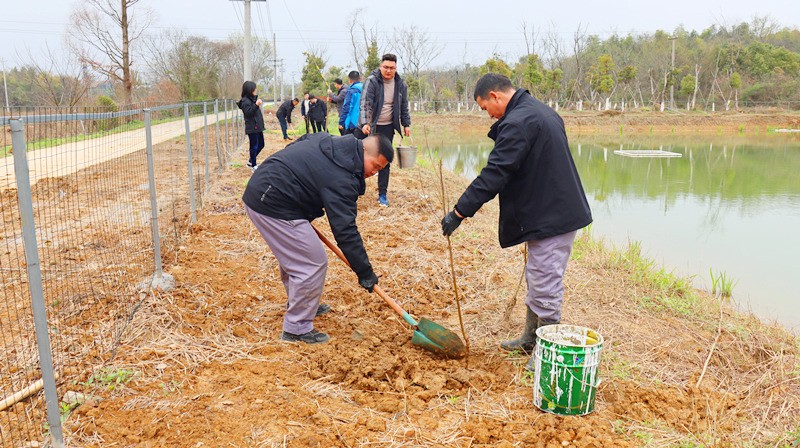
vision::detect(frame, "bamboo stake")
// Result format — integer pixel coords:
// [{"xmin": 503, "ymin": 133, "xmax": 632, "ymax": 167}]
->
[
  {"xmin": 437, "ymin": 158, "xmax": 470, "ymax": 362},
  {"xmin": 696, "ymin": 304, "xmax": 724, "ymax": 388},
  {"xmin": 0, "ymin": 373, "xmax": 60, "ymax": 412},
  {"xmin": 501, "ymin": 244, "xmax": 528, "ymax": 322}
]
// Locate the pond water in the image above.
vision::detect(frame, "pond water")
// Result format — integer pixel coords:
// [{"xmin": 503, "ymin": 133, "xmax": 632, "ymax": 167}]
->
[{"xmin": 434, "ymin": 131, "xmax": 800, "ymax": 333}]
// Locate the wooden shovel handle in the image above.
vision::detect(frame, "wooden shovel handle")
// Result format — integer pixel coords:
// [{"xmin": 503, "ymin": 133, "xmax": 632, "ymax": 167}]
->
[{"xmin": 311, "ymin": 225, "xmax": 408, "ymax": 319}]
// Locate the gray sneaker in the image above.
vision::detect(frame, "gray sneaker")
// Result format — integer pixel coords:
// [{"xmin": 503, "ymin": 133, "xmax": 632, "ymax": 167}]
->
[{"xmin": 281, "ymin": 329, "xmax": 329, "ymax": 344}]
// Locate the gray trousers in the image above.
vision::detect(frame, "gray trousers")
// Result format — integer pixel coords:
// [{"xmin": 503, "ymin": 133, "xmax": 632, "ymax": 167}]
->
[
  {"xmin": 244, "ymin": 204, "xmax": 328, "ymax": 335},
  {"xmin": 524, "ymin": 230, "xmax": 578, "ymax": 322}
]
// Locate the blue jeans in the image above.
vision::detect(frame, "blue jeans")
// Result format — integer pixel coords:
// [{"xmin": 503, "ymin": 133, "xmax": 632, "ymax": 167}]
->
[
  {"xmin": 277, "ymin": 114, "xmax": 289, "ymax": 139},
  {"xmin": 247, "ymin": 132, "xmax": 265, "ymax": 166}
]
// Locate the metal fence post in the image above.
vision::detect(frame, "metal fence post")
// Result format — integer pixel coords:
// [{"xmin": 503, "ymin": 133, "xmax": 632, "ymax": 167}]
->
[
  {"xmin": 203, "ymin": 101, "xmax": 209, "ymax": 195},
  {"xmin": 215, "ymin": 99, "xmax": 222, "ymax": 173},
  {"xmin": 184, "ymin": 104, "xmax": 197, "ymax": 223},
  {"xmin": 10, "ymin": 119, "xmax": 64, "ymax": 448},
  {"xmin": 144, "ymin": 109, "xmax": 164, "ymax": 279},
  {"xmin": 224, "ymin": 100, "xmax": 230, "ymax": 162}
]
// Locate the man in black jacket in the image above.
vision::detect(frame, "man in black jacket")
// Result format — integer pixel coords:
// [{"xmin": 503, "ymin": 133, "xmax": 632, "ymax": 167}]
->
[
  {"xmin": 276, "ymin": 97, "xmax": 299, "ymax": 140},
  {"xmin": 441, "ymin": 74, "xmax": 592, "ymax": 366},
  {"xmin": 243, "ymin": 133, "xmax": 394, "ymax": 344}
]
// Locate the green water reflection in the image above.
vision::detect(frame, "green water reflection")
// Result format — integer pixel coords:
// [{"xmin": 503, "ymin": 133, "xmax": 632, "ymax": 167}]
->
[{"xmin": 436, "ymin": 132, "xmax": 800, "ymax": 332}]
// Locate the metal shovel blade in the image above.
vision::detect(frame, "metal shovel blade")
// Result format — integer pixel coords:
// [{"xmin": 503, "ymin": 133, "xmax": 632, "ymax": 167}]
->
[{"xmin": 412, "ymin": 318, "xmax": 467, "ymax": 359}]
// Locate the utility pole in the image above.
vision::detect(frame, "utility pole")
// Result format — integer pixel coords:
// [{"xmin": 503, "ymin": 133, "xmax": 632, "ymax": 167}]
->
[
  {"xmin": 273, "ymin": 32, "xmax": 278, "ymax": 103},
  {"xmin": 231, "ymin": 0, "xmax": 266, "ymax": 82},
  {"xmin": 244, "ymin": 0, "xmax": 252, "ymax": 81},
  {"xmin": 669, "ymin": 35, "xmax": 677, "ymax": 110},
  {"xmin": 1, "ymin": 59, "xmax": 10, "ymax": 114}
]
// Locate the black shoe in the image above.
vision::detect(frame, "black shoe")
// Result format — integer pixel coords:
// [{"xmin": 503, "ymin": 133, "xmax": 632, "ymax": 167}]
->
[
  {"xmin": 281, "ymin": 329, "xmax": 329, "ymax": 344},
  {"xmin": 284, "ymin": 136, "xmax": 293, "ymax": 140},
  {"xmin": 315, "ymin": 303, "xmax": 331, "ymax": 316}
]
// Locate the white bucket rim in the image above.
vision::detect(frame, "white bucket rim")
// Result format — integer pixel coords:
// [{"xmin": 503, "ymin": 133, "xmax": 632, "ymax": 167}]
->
[{"xmin": 535, "ymin": 323, "xmax": 604, "ymax": 347}]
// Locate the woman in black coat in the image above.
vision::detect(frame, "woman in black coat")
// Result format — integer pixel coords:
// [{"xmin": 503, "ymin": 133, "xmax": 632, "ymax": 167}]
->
[
  {"xmin": 308, "ymin": 95, "xmax": 328, "ymax": 133},
  {"xmin": 236, "ymin": 81, "xmax": 265, "ymax": 171}
]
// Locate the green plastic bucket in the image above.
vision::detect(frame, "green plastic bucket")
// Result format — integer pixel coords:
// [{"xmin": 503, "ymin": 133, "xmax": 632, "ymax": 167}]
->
[{"xmin": 532, "ymin": 324, "xmax": 604, "ymax": 416}]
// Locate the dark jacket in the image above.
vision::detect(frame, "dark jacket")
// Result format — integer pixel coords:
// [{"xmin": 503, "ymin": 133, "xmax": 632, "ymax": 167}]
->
[
  {"xmin": 329, "ymin": 85, "xmax": 348, "ymax": 115},
  {"xmin": 242, "ymin": 133, "xmax": 372, "ymax": 276},
  {"xmin": 309, "ymin": 100, "xmax": 327, "ymax": 122},
  {"xmin": 276, "ymin": 99, "xmax": 295, "ymax": 123},
  {"xmin": 454, "ymin": 89, "xmax": 592, "ymax": 248},
  {"xmin": 237, "ymin": 94, "xmax": 265, "ymax": 134},
  {"xmin": 358, "ymin": 69, "xmax": 411, "ymax": 135}
]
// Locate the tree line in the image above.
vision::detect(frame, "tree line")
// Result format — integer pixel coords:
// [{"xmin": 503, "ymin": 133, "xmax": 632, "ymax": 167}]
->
[{"xmin": 2, "ymin": 2, "xmax": 798, "ymax": 112}]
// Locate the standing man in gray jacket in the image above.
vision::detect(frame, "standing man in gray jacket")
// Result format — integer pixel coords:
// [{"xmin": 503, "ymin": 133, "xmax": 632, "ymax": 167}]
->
[
  {"xmin": 356, "ymin": 53, "xmax": 411, "ymax": 207},
  {"xmin": 328, "ymin": 78, "xmax": 348, "ymax": 134}
]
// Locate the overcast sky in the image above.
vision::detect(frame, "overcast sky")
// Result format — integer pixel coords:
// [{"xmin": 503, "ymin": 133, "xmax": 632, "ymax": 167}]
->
[{"xmin": 1, "ymin": 0, "xmax": 798, "ymax": 84}]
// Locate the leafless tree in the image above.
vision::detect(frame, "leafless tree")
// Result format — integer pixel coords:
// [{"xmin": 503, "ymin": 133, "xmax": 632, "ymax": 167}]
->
[
  {"xmin": 749, "ymin": 15, "xmax": 780, "ymax": 42},
  {"xmin": 521, "ymin": 20, "xmax": 539, "ymax": 57},
  {"xmin": 21, "ymin": 45, "xmax": 93, "ymax": 108},
  {"xmin": 570, "ymin": 23, "xmax": 589, "ymax": 103},
  {"xmin": 392, "ymin": 24, "xmax": 442, "ymax": 80},
  {"xmin": 146, "ymin": 31, "xmax": 274, "ymax": 100},
  {"xmin": 346, "ymin": 9, "xmax": 378, "ymax": 75},
  {"xmin": 542, "ymin": 22, "xmax": 566, "ymax": 73},
  {"xmin": 68, "ymin": 0, "xmax": 153, "ymax": 105}
]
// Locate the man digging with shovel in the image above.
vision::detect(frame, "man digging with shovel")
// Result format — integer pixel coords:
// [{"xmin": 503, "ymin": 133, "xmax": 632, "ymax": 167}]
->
[
  {"xmin": 243, "ymin": 133, "xmax": 394, "ymax": 344},
  {"xmin": 441, "ymin": 73, "xmax": 592, "ymax": 369}
]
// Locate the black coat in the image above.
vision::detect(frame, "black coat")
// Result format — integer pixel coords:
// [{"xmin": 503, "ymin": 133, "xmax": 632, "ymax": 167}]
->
[
  {"xmin": 359, "ymin": 69, "xmax": 411, "ymax": 135},
  {"xmin": 309, "ymin": 100, "xmax": 327, "ymax": 122},
  {"xmin": 242, "ymin": 133, "xmax": 372, "ymax": 276},
  {"xmin": 454, "ymin": 89, "xmax": 592, "ymax": 247},
  {"xmin": 237, "ymin": 94, "xmax": 265, "ymax": 134},
  {"xmin": 276, "ymin": 100, "xmax": 295, "ymax": 123}
]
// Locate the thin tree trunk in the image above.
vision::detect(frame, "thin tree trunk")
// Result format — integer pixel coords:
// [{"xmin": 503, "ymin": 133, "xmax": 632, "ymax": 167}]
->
[{"xmin": 121, "ymin": 0, "xmax": 132, "ymax": 104}]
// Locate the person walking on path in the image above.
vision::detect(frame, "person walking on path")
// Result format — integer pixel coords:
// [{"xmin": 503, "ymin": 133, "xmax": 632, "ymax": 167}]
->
[
  {"xmin": 276, "ymin": 97, "xmax": 299, "ymax": 141},
  {"xmin": 236, "ymin": 80, "xmax": 265, "ymax": 172},
  {"xmin": 440, "ymin": 73, "xmax": 592, "ymax": 369},
  {"xmin": 328, "ymin": 78, "xmax": 348, "ymax": 134},
  {"xmin": 356, "ymin": 54, "xmax": 411, "ymax": 207},
  {"xmin": 242, "ymin": 132, "xmax": 395, "ymax": 344},
  {"xmin": 340, "ymin": 71, "xmax": 362, "ymax": 136},
  {"xmin": 309, "ymin": 95, "xmax": 328, "ymax": 133}
]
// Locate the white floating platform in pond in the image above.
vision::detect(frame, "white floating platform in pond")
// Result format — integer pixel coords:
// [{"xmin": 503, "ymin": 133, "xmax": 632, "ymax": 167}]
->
[{"xmin": 613, "ymin": 149, "xmax": 682, "ymax": 158}]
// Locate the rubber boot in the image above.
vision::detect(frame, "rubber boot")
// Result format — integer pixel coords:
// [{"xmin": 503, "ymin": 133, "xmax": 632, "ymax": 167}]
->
[
  {"xmin": 525, "ymin": 318, "xmax": 560, "ymax": 372},
  {"xmin": 499, "ymin": 307, "xmax": 539, "ymax": 355}
]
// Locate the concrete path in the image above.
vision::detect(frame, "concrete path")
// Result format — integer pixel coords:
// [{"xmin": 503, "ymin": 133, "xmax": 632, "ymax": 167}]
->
[{"xmin": 1, "ymin": 113, "xmax": 231, "ymax": 191}]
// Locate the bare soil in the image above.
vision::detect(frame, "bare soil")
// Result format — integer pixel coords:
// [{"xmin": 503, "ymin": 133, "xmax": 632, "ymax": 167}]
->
[{"xmin": 18, "ymin": 112, "xmax": 799, "ymax": 447}]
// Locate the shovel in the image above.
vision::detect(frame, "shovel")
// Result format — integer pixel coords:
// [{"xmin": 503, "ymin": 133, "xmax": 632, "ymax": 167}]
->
[{"xmin": 312, "ymin": 225, "xmax": 466, "ymax": 359}]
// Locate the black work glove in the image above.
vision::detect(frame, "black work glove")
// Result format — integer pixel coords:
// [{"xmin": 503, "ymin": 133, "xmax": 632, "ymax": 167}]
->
[
  {"xmin": 358, "ymin": 270, "xmax": 379, "ymax": 293},
  {"xmin": 441, "ymin": 210, "xmax": 464, "ymax": 236}
]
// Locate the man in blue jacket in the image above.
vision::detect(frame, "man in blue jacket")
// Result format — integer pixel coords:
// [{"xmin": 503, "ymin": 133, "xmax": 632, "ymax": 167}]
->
[
  {"xmin": 356, "ymin": 54, "xmax": 411, "ymax": 207},
  {"xmin": 441, "ymin": 73, "xmax": 592, "ymax": 368},
  {"xmin": 339, "ymin": 71, "xmax": 362, "ymax": 136},
  {"xmin": 243, "ymin": 133, "xmax": 394, "ymax": 344}
]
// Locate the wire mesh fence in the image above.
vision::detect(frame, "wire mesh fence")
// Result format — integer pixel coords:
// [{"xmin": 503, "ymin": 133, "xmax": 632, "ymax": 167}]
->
[
  {"xmin": 408, "ymin": 99, "xmax": 800, "ymax": 114},
  {"xmin": 0, "ymin": 100, "xmax": 243, "ymax": 448}
]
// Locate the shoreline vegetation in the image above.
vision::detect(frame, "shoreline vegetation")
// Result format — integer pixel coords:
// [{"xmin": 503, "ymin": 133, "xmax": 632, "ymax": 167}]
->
[{"xmin": 62, "ymin": 111, "xmax": 799, "ymax": 446}]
